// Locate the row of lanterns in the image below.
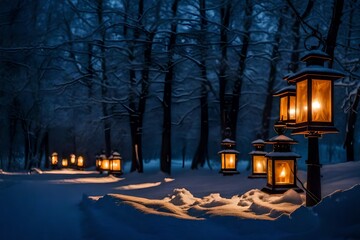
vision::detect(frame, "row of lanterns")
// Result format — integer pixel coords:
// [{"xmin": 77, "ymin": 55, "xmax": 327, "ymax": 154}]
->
[
  {"xmin": 50, "ymin": 153, "xmax": 85, "ymax": 169},
  {"xmin": 95, "ymin": 152, "xmax": 123, "ymax": 175},
  {"xmin": 218, "ymin": 46, "xmax": 344, "ymax": 199}
]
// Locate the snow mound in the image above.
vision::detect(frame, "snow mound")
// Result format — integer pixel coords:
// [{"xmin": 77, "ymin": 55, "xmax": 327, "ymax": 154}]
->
[
  {"xmin": 270, "ymin": 189, "xmax": 303, "ymax": 205},
  {"xmin": 164, "ymin": 177, "xmax": 175, "ymax": 182},
  {"xmin": 168, "ymin": 188, "xmax": 199, "ymax": 206},
  {"xmin": 116, "ymin": 182, "xmax": 161, "ymax": 190}
]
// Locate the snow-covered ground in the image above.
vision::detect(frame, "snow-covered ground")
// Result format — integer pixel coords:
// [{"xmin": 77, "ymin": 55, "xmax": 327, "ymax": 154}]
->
[{"xmin": 0, "ymin": 161, "xmax": 359, "ymax": 240}]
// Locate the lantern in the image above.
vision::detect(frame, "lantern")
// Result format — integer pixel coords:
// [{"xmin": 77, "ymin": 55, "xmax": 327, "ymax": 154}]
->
[
  {"xmin": 70, "ymin": 154, "xmax": 76, "ymax": 166},
  {"xmin": 77, "ymin": 156, "xmax": 84, "ymax": 169},
  {"xmin": 273, "ymin": 86, "xmax": 296, "ymax": 126},
  {"xmin": 100, "ymin": 153, "xmax": 110, "ymax": 172},
  {"xmin": 95, "ymin": 154, "xmax": 102, "ymax": 171},
  {"xmin": 62, "ymin": 158, "xmax": 68, "ymax": 168},
  {"xmin": 262, "ymin": 121, "xmax": 302, "ymax": 193},
  {"xmin": 286, "ymin": 50, "xmax": 345, "ymax": 135},
  {"xmin": 218, "ymin": 137, "xmax": 239, "ymax": 175},
  {"xmin": 51, "ymin": 152, "xmax": 58, "ymax": 169},
  {"xmin": 109, "ymin": 151, "xmax": 122, "ymax": 175},
  {"xmin": 248, "ymin": 139, "xmax": 267, "ymax": 178}
]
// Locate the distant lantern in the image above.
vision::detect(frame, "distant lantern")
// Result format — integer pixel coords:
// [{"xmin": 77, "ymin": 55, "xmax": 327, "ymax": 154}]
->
[
  {"xmin": 109, "ymin": 151, "xmax": 122, "ymax": 175},
  {"xmin": 95, "ymin": 154, "xmax": 102, "ymax": 172},
  {"xmin": 262, "ymin": 121, "xmax": 302, "ymax": 193},
  {"xmin": 218, "ymin": 128, "xmax": 239, "ymax": 175},
  {"xmin": 248, "ymin": 139, "xmax": 267, "ymax": 178},
  {"xmin": 286, "ymin": 50, "xmax": 345, "ymax": 135},
  {"xmin": 62, "ymin": 158, "xmax": 69, "ymax": 168},
  {"xmin": 77, "ymin": 156, "xmax": 84, "ymax": 169},
  {"xmin": 273, "ymin": 85, "xmax": 296, "ymax": 126},
  {"xmin": 51, "ymin": 152, "xmax": 58, "ymax": 169},
  {"xmin": 100, "ymin": 153, "xmax": 110, "ymax": 172},
  {"xmin": 70, "ymin": 154, "xmax": 76, "ymax": 166}
]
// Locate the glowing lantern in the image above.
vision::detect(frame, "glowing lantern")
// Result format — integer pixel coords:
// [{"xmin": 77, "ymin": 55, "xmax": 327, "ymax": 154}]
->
[
  {"xmin": 100, "ymin": 152, "xmax": 110, "ymax": 172},
  {"xmin": 77, "ymin": 156, "xmax": 84, "ymax": 169},
  {"xmin": 109, "ymin": 151, "xmax": 122, "ymax": 175},
  {"xmin": 248, "ymin": 139, "xmax": 267, "ymax": 178},
  {"xmin": 273, "ymin": 86, "xmax": 296, "ymax": 126},
  {"xmin": 62, "ymin": 158, "xmax": 68, "ymax": 168},
  {"xmin": 70, "ymin": 154, "xmax": 76, "ymax": 166},
  {"xmin": 218, "ymin": 129, "xmax": 239, "ymax": 175},
  {"xmin": 51, "ymin": 152, "xmax": 58, "ymax": 169},
  {"xmin": 262, "ymin": 121, "xmax": 302, "ymax": 193},
  {"xmin": 286, "ymin": 50, "xmax": 345, "ymax": 135},
  {"xmin": 95, "ymin": 154, "xmax": 102, "ymax": 171}
]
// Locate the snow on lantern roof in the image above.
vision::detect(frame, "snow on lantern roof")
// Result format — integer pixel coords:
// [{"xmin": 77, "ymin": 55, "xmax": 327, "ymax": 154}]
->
[
  {"xmin": 222, "ymin": 138, "xmax": 235, "ymax": 144},
  {"xmin": 273, "ymin": 85, "xmax": 296, "ymax": 96},
  {"xmin": 265, "ymin": 151, "xmax": 301, "ymax": 158},
  {"xmin": 266, "ymin": 134, "xmax": 297, "ymax": 144},
  {"xmin": 249, "ymin": 150, "xmax": 267, "ymax": 155},
  {"xmin": 218, "ymin": 149, "xmax": 240, "ymax": 154},
  {"xmin": 286, "ymin": 66, "xmax": 345, "ymax": 82},
  {"xmin": 251, "ymin": 139, "xmax": 265, "ymax": 145}
]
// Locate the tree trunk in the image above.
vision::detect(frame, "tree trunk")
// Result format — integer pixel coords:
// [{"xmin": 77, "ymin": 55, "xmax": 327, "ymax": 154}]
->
[
  {"xmin": 344, "ymin": 87, "xmax": 360, "ymax": 161},
  {"xmin": 97, "ymin": 0, "xmax": 111, "ymax": 156},
  {"xmin": 260, "ymin": 7, "xmax": 285, "ymax": 140},
  {"xmin": 219, "ymin": 0, "xmax": 231, "ymax": 136},
  {"xmin": 160, "ymin": 0, "xmax": 179, "ymax": 174},
  {"xmin": 192, "ymin": 0, "xmax": 209, "ymax": 169},
  {"xmin": 325, "ymin": 0, "xmax": 344, "ymax": 68},
  {"xmin": 229, "ymin": 0, "xmax": 252, "ymax": 139}
]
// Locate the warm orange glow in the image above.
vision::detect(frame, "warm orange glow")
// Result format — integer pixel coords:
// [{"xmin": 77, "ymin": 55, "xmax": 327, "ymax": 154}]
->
[
  {"xmin": 111, "ymin": 160, "xmax": 121, "ymax": 171},
  {"xmin": 289, "ymin": 96, "xmax": 296, "ymax": 120},
  {"xmin": 222, "ymin": 153, "xmax": 236, "ymax": 169},
  {"xmin": 312, "ymin": 79, "xmax": 331, "ymax": 122},
  {"xmin": 296, "ymin": 80, "xmax": 308, "ymax": 123},
  {"xmin": 275, "ymin": 161, "xmax": 294, "ymax": 185},
  {"xmin": 70, "ymin": 154, "xmax": 76, "ymax": 164},
  {"xmin": 62, "ymin": 158, "xmax": 68, "ymax": 167},
  {"xmin": 280, "ymin": 97, "xmax": 288, "ymax": 120},
  {"xmin": 77, "ymin": 156, "xmax": 84, "ymax": 167},
  {"xmin": 253, "ymin": 155, "xmax": 266, "ymax": 173},
  {"xmin": 267, "ymin": 159, "xmax": 273, "ymax": 185},
  {"xmin": 101, "ymin": 159, "xmax": 110, "ymax": 170},
  {"xmin": 51, "ymin": 153, "xmax": 58, "ymax": 165}
]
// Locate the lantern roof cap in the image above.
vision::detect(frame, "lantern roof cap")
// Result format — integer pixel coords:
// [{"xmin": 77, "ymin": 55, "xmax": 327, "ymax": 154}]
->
[
  {"xmin": 265, "ymin": 151, "xmax": 301, "ymax": 158},
  {"xmin": 273, "ymin": 85, "xmax": 296, "ymax": 96},
  {"xmin": 52, "ymin": 152, "xmax": 58, "ymax": 155},
  {"xmin": 286, "ymin": 66, "xmax": 345, "ymax": 82},
  {"xmin": 251, "ymin": 139, "xmax": 265, "ymax": 145},
  {"xmin": 221, "ymin": 138, "xmax": 235, "ymax": 144},
  {"xmin": 266, "ymin": 134, "xmax": 297, "ymax": 144},
  {"xmin": 249, "ymin": 150, "xmax": 267, "ymax": 155},
  {"xmin": 218, "ymin": 149, "xmax": 239, "ymax": 154},
  {"xmin": 301, "ymin": 49, "xmax": 331, "ymax": 62}
]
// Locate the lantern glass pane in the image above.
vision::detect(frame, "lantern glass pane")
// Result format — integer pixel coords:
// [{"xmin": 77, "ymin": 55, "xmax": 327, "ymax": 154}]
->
[
  {"xmin": 253, "ymin": 155, "xmax": 266, "ymax": 173},
  {"xmin": 274, "ymin": 160, "xmax": 294, "ymax": 185},
  {"xmin": 62, "ymin": 159, "xmax": 68, "ymax": 167},
  {"xmin": 111, "ymin": 160, "xmax": 121, "ymax": 171},
  {"xmin": 77, "ymin": 156, "xmax": 84, "ymax": 167},
  {"xmin": 102, "ymin": 159, "xmax": 110, "ymax": 170},
  {"xmin": 296, "ymin": 80, "xmax": 308, "ymax": 123},
  {"xmin": 70, "ymin": 154, "xmax": 76, "ymax": 164},
  {"xmin": 280, "ymin": 97, "xmax": 288, "ymax": 121},
  {"xmin": 289, "ymin": 96, "xmax": 296, "ymax": 120},
  {"xmin": 225, "ymin": 153, "xmax": 236, "ymax": 169},
  {"xmin": 312, "ymin": 79, "xmax": 332, "ymax": 122},
  {"xmin": 267, "ymin": 159, "xmax": 272, "ymax": 185}
]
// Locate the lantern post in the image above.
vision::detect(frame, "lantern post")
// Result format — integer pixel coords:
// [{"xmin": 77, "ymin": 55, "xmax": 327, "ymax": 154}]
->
[{"xmin": 285, "ymin": 39, "xmax": 345, "ymax": 206}]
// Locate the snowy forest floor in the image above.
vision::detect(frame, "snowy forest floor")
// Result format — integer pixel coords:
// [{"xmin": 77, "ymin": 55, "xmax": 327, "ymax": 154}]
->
[{"xmin": 0, "ymin": 161, "xmax": 360, "ymax": 240}]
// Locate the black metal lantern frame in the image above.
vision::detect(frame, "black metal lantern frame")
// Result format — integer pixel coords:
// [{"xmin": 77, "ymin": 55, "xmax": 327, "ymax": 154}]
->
[
  {"xmin": 286, "ymin": 50, "xmax": 345, "ymax": 135},
  {"xmin": 218, "ymin": 138, "xmax": 239, "ymax": 175},
  {"xmin": 262, "ymin": 123, "xmax": 302, "ymax": 194},
  {"xmin": 248, "ymin": 139, "xmax": 267, "ymax": 178},
  {"xmin": 273, "ymin": 86, "xmax": 296, "ymax": 126},
  {"xmin": 109, "ymin": 152, "xmax": 123, "ymax": 175},
  {"xmin": 51, "ymin": 152, "xmax": 58, "ymax": 169}
]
